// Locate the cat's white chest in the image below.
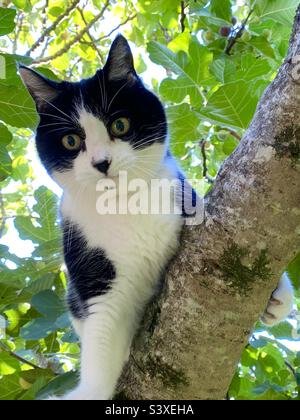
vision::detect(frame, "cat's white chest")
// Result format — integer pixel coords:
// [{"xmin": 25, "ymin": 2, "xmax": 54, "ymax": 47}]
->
[{"xmin": 61, "ymin": 188, "xmax": 183, "ymax": 283}]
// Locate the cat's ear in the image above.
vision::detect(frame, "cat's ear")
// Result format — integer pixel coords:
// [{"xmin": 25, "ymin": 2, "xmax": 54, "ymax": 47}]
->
[
  {"xmin": 104, "ymin": 35, "xmax": 137, "ymax": 82},
  {"xmin": 18, "ymin": 65, "xmax": 61, "ymax": 111}
]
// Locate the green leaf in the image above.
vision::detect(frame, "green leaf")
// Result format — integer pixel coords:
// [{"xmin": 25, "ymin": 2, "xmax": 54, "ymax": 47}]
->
[
  {"xmin": 167, "ymin": 104, "xmax": 200, "ymax": 156},
  {"xmin": 199, "ymin": 81, "xmax": 258, "ymax": 130},
  {"xmin": 223, "ymin": 137, "xmax": 239, "ymax": 156},
  {"xmin": 210, "ymin": 0, "xmax": 232, "ymax": 22},
  {"xmin": 185, "ymin": 37, "xmax": 215, "ymax": 88},
  {"xmin": 236, "ymin": 53, "xmax": 273, "ymax": 81},
  {"xmin": 160, "ymin": 77, "xmax": 190, "ymax": 104},
  {"xmin": 0, "ymin": 7, "xmax": 16, "ymax": 36},
  {"xmin": 149, "ymin": 38, "xmax": 214, "ymax": 106},
  {"xmin": 0, "ymin": 352, "xmax": 20, "ymax": 375},
  {"xmin": 33, "ymin": 187, "xmax": 59, "ymax": 239},
  {"xmin": 193, "ymin": 7, "xmax": 231, "ymax": 27},
  {"xmin": 255, "ymin": 0, "xmax": 299, "ymax": 26},
  {"xmin": 250, "ymin": 36, "xmax": 276, "ymax": 59},
  {"xmin": 148, "ymin": 41, "xmax": 188, "ymax": 75},
  {"xmin": 12, "ymin": 0, "xmax": 32, "ymax": 12},
  {"xmin": 0, "ymin": 123, "xmax": 12, "ymax": 180},
  {"xmin": 20, "ymin": 318, "xmax": 57, "ymax": 340},
  {"xmin": 14, "ymin": 187, "xmax": 60, "ymax": 244},
  {"xmin": 0, "ymin": 84, "xmax": 38, "ymax": 128},
  {"xmin": 167, "ymin": 31, "xmax": 191, "ymax": 54},
  {"xmin": 14, "ymin": 216, "xmax": 49, "ymax": 244},
  {"xmin": 154, "ymin": 38, "xmax": 213, "ymax": 106},
  {"xmin": 20, "ymin": 291, "xmax": 68, "ymax": 340},
  {"xmin": 36, "ymin": 371, "xmax": 79, "ymax": 400},
  {"xmin": 287, "ymin": 255, "xmax": 300, "ymax": 289},
  {"xmin": 23, "ymin": 274, "xmax": 56, "ymax": 296},
  {"xmin": 48, "ymin": 6, "xmax": 64, "ymax": 17},
  {"xmin": 210, "ymin": 56, "xmax": 236, "ymax": 84},
  {"xmin": 61, "ymin": 330, "xmax": 79, "ymax": 343},
  {"xmin": 267, "ymin": 322, "xmax": 294, "ymax": 339},
  {"xmin": 0, "ymin": 373, "xmax": 22, "ymax": 400},
  {"xmin": 0, "ymin": 53, "xmax": 32, "ymax": 86},
  {"xmin": 31, "ymin": 290, "xmax": 66, "ymax": 319},
  {"xmin": 19, "ymin": 376, "xmax": 48, "ymax": 400}
]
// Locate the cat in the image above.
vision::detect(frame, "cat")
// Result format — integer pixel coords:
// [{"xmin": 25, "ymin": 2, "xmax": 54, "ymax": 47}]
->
[{"xmin": 19, "ymin": 35, "xmax": 294, "ymax": 400}]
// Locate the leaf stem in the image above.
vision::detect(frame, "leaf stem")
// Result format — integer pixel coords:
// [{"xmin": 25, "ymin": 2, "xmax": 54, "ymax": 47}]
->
[{"xmin": 0, "ymin": 341, "xmax": 42, "ymax": 370}]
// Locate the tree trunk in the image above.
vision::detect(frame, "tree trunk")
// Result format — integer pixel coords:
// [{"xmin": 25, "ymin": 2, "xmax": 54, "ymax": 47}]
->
[{"xmin": 119, "ymin": 7, "xmax": 300, "ymax": 400}]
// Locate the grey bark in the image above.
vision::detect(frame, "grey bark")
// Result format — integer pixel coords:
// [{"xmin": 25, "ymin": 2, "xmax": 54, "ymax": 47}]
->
[{"xmin": 119, "ymin": 8, "xmax": 300, "ymax": 400}]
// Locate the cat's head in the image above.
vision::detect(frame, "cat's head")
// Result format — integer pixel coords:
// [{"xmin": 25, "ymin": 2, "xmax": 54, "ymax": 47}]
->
[{"xmin": 20, "ymin": 35, "xmax": 168, "ymax": 190}]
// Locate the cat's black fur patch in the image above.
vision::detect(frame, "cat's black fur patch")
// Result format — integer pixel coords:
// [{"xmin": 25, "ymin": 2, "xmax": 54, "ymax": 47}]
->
[{"xmin": 63, "ymin": 220, "xmax": 116, "ymax": 319}]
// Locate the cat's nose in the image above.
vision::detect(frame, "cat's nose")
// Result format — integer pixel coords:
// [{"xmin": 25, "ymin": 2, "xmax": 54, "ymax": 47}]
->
[{"xmin": 93, "ymin": 159, "xmax": 111, "ymax": 175}]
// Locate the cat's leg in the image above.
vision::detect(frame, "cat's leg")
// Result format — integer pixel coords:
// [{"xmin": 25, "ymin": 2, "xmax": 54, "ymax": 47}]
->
[
  {"xmin": 261, "ymin": 273, "xmax": 294, "ymax": 326},
  {"xmin": 62, "ymin": 291, "xmax": 137, "ymax": 400}
]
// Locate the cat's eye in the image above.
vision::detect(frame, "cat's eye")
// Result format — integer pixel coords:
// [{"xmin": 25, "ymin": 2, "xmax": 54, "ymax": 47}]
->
[
  {"xmin": 111, "ymin": 117, "xmax": 130, "ymax": 137},
  {"xmin": 62, "ymin": 134, "xmax": 81, "ymax": 151}
]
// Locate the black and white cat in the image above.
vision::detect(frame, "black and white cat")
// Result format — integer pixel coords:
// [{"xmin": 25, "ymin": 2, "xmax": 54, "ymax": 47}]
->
[{"xmin": 19, "ymin": 35, "xmax": 294, "ymax": 400}]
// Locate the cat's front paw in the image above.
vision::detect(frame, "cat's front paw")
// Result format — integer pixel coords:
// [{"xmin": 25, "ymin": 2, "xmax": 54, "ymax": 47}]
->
[{"xmin": 261, "ymin": 274, "xmax": 294, "ymax": 326}]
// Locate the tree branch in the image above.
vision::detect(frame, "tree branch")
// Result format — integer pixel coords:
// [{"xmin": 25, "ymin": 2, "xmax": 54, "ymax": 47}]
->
[
  {"xmin": 12, "ymin": 12, "xmax": 24, "ymax": 54},
  {"xmin": 159, "ymin": 23, "xmax": 172, "ymax": 44},
  {"xmin": 120, "ymin": 6, "xmax": 300, "ymax": 400},
  {"xmin": 26, "ymin": 0, "xmax": 81, "ymax": 56},
  {"xmin": 78, "ymin": 8, "xmax": 104, "ymax": 65},
  {"xmin": 0, "ymin": 341, "xmax": 42, "ymax": 370},
  {"xmin": 225, "ymin": 6, "xmax": 254, "ymax": 55},
  {"xmin": 83, "ymin": 14, "xmax": 137, "ymax": 45},
  {"xmin": 200, "ymin": 139, "xmax": 215, "ymax": 184},
  {"xmin": 180, "ymin": 1, "xmax": 186, "ymax": 33},
  {"xmin": 32, "ymin": 0, "xmax": 110, "ymax": 64}
]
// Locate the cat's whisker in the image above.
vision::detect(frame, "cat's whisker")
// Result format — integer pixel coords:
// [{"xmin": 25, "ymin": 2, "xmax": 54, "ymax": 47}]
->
[
  {"xmin": 102, "ymin": 70, "xmax": 108, "ymax": 111},
  {"xmin": 39, "ymin": 96, "xmax": 78, "ymax": 125},
  {"xmin": 38, "ymin": 112, "xmax": 75, "ymax": 124},
  {"xmin": 130, "ymin": 137, "xmax": 165, "ymax": 150},
  {"xmin": 97, "ymin": 71, "xmax": 105, "ymax": 111},
  {"xmin": 44, "ymin": 127, "xmax": 77, "ymax": 136},
  {"xmin": 38, "ymin": 122, "xmax": 75, "ymax": 129},
  {"xmin": 107, "ymin": 80, "xmax": 130, "ymax": 113}
]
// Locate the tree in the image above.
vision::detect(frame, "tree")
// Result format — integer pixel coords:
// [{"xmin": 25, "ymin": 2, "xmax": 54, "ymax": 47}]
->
[{"xmin": 0, "ymin": 0, "xmax": 299, "ymax": 400}]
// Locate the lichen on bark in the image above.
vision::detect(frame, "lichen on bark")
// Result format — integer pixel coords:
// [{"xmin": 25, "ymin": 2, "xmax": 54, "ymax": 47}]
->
[
  {"xmin": 219, "ymin": 243, "xmax": 272, "ymax": 294},
  {"xmin": 145, "ymin": 355, "xmax": 189, "ymax": 388},
  {"xmin": 274, "ymin": 125, "xmax": 300, "ymax": 165}
]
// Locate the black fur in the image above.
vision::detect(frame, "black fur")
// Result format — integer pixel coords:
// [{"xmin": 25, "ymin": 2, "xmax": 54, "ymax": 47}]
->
[{"xmin": 63, "ymin": 220, "xmax": 116, "ymax": 319}]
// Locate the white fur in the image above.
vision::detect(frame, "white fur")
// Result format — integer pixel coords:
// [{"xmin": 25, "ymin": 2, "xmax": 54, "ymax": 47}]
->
[
  {"xmin": 262, "ymin": 273, "xmax": 294, "ymax": 326},
  {"xmin": 52, "ymin": 110, "xmax": 183, "ymax": 400}
]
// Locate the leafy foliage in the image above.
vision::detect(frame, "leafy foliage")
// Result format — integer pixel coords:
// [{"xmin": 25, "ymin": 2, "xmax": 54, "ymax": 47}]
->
[{"xmin": 0, "ymin": 0, "xmax": 299, "ymax": 400}]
